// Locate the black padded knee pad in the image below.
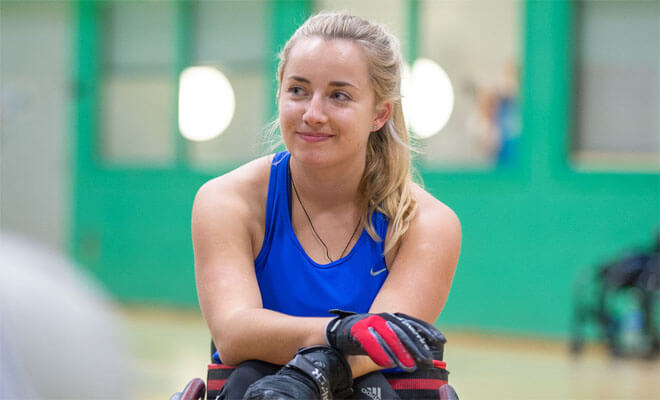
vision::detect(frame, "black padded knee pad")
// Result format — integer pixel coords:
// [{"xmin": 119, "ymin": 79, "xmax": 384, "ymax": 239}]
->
[{"xmin": 211, "ymin": 360, "xmax": 280, "ymax": 400}]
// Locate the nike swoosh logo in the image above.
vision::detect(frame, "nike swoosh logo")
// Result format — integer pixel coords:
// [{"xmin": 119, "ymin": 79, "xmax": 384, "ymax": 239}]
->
[{"xmin": 370, "ymin": 266, "xmax": 387, "ymax": 276}]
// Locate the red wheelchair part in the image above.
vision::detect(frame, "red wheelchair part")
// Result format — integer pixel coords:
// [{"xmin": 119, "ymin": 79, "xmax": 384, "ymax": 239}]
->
[
  {"xmin": 169, "ymin": 377, "xmax": 206, "ymax": 400},
  {"xmin": 439, "ymin": 383, "xmax": 460, "ymax": 400}
]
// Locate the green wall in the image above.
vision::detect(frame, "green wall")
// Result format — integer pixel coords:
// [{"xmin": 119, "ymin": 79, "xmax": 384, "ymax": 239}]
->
[{"xmin": 72, "ymin": 1, "xmax": 659, "ymax": 337}]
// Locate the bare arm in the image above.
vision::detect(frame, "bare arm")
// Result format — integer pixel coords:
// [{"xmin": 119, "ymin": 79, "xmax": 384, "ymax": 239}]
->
[
  {"xmin": 372, "ymin": 186, "xmax": 461, "ymax": 320},
  {"xmin": 193, "ymin": 162, "xmax": 329, "ymax": 366},
  {"xmin": 349, "ymin": 185, "xmax": 462, "ymax": 376}
]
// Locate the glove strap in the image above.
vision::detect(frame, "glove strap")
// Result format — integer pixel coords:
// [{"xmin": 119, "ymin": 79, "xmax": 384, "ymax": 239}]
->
[
  {"xmin": 325, "ymin": 309, "xmax": 361, "ymax": 353},
  {"xmin": 286, "ymin": 346, "xmax": 354, "ymax": 400},
  {"xmin": 288, "ymin": 352, "xmax": 332, "ymax": 400},
  {"xmin": 328, "ymin": 309, "xmax": 358, "ymax": 318}
]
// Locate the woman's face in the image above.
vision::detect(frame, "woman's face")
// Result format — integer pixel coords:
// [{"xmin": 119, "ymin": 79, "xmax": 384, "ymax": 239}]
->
[{"xmin": 279, "ymin": 37, "xmax": 389, "ymax": 167}]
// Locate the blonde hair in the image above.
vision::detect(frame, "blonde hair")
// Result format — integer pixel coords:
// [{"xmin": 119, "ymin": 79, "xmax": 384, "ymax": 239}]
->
[{"xmin": 275, "ymin": 11, "xmax": 417, "ymax": 255}]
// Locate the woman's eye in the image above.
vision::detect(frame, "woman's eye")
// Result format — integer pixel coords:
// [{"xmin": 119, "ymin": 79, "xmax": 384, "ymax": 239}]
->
[
  {"xmin": 332, "ymin": 91, "xmax": 350, "ymax": 101},
  {"xmin": 288, "ymin": 86, "xmax": 305, "ymax": 96}
]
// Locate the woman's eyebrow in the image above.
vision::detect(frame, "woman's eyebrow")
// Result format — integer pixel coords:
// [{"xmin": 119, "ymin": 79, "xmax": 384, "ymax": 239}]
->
[
  {"xmin": 329, "ymin": 80, "xmax": 358, "ymax": 89},
  {"xmin": 287, "ymin": 75, "xmax": 358, "ymax": 89},
  {"xmin": 287, "ymin": 75, "xmax": 310, "ymax": 84}
]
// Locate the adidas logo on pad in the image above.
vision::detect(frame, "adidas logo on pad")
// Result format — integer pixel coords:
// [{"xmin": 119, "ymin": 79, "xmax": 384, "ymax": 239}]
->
[{"xmin": 361, "ymin": 386, "xmax": 382, "ymax": 400}]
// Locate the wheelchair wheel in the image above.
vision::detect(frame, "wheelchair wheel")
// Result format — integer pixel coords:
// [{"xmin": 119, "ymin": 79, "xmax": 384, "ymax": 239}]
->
[
  {"xmin": 170, "ymin": 377, "xmax": 206, "ymax": 400},
  {"xmin": 439, "ymin": 383, "xmax": 460, "ymax": 400}
]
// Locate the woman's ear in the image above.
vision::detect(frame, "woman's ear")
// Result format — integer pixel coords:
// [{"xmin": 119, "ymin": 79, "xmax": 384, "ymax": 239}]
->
[{"xmin": 373, "ymin": 101, "xmax": 393, "ymax": 130}]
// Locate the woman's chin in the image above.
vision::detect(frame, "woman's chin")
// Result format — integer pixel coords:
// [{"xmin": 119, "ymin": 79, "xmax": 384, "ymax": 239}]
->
[{"xmin": 290, "ymin": 149, "xmax": 332, "ymax": 166}]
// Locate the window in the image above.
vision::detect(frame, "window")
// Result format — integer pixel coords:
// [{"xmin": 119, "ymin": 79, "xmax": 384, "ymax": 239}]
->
[
  {"xmin": 186, "ymin": 0, "xmax": 268, "ymax": 168},
  {"xmin": 573, "ymin": 1, "xmax": 660, "ymax": 169},
  {"xmin": 99, "ymin": 1, "xmax": 270, "ymax": 169},
  {"xmin": 100, "ymin": 2, "xmax": 176, "ymax": 165}
]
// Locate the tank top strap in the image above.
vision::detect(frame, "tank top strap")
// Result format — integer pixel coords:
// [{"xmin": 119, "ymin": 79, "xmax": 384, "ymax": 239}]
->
[
  {"xmin": 371, "ymin": 208, "xmax": 389, "ymax": 244},
  {"xmin": 255, "ymin": 151, "xmax": 291, "ymax": 268}
]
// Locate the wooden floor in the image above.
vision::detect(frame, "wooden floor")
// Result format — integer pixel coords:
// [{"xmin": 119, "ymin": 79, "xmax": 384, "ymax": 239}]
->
[{"xmin": 120, "ymin": 307, "xmax": 660, "ymax": 400}]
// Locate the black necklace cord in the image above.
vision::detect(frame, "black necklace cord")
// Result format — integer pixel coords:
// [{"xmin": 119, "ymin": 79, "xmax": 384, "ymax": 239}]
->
[{"xmin": 289, "ymin": 165, "xmax": 362, "ymax": 263}]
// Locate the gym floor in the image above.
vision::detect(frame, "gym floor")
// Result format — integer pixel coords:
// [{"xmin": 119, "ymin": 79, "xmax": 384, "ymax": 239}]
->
[{"xmin": 121, "ymin": 307, "xmax": 660, "ymax": 400}]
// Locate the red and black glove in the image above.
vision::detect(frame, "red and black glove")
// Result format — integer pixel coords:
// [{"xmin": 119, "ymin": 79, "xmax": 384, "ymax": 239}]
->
[
  {"xmin": 325, "ymin": 310, "xmax": 446, "ymax": 372},
  {"xmin": 243, "ymin": 345, "xmax": 353, "ymax": 400}
]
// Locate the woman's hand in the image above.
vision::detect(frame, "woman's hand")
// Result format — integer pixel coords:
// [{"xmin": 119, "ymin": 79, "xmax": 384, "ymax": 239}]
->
[{"xmin": 325, "ymin": 310, "xmax": 446, "ymax": 372}]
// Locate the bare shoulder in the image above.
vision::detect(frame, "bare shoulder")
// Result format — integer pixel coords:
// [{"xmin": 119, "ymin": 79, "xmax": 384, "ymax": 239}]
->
[
  {"xmin": 409, "ymin": 183, "xmax": 461, "ymax": 240},
  {"xmin": 395, "ymin": 182, "xmax": 462, "ymax": 266},
  {"xmin": 192, "ymin": 155, "xmax": 273, "ymax": 245},
  {"xmin": 194, "ymin": 155, "xmax": 273, "ymax": 214}
]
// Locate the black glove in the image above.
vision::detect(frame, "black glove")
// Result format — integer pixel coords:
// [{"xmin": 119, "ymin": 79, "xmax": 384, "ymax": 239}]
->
[
  {"xmin": 325, "ymin": 310, "xmax": 446, "ymax": 372},
  {"xmin": 243, "ymin": 345, "xmax": 353, "ymax": 400}
]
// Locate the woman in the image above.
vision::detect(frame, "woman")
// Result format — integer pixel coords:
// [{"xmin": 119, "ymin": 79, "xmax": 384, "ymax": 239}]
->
[{"xmin": 192, "ymin": 11, "xmax": 461, "ymax": 399}]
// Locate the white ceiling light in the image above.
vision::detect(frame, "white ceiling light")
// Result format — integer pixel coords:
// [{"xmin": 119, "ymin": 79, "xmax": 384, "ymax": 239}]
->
[
  {"xmin": 402, "ymin": 58, "xmax": 454, "ymax": 139},
  {"xmin": 178, "ymin": 66, "xmax": 235, "ymax": 142}
]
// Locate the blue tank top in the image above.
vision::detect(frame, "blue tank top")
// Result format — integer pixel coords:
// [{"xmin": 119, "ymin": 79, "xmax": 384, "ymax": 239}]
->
[{"xmin": 254, "ymin": 151, "xmax": 389, "ymax": 317}]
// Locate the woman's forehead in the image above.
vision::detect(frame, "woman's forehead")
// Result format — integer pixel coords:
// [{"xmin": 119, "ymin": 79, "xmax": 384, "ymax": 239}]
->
[{"xmin": 284, "ymin": 37, "xmax": 370, "ymax": 87}]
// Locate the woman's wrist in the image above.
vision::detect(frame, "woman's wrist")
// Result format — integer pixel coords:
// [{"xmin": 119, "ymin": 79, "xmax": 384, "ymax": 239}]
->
[{"xmin": 346, "ymin": 355, "xmax": 384, "ymax": 378}]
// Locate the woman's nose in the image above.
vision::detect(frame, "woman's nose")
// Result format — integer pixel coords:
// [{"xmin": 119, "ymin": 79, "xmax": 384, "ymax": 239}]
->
[{"xmin": 302, "ymin": 93, "xmax": 328, "ymax": 126}]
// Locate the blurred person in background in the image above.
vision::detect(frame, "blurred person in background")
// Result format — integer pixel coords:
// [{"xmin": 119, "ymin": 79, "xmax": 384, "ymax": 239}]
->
[
  {"xmin": 192, "ymin": 11, "xmax": 461, "ymax": 399},
  {"xmin": 467, "ymin": 62, "xmax": 520, "ymax": 166},
  {"xmin": 0, "ymin": 233, "xmax": 128, "ymax": 398}
]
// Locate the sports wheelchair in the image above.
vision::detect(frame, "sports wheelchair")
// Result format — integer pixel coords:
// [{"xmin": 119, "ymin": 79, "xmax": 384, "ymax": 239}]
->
[
  {"xmin": 171, "ymin": 341, "xmax": 460, "ymax": 399},
  {"xmin": 570, "ymin": 234, "xmax": 660, "ymax": 359}
]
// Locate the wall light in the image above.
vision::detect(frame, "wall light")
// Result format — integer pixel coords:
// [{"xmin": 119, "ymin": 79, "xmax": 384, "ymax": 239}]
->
[
  {"xmin": 402, "ymin": 58, "xmax": 454, "ymax": 139},
  {"xmin": 178, "ymin": 66, "xmax": 235, "ymax": 142}
]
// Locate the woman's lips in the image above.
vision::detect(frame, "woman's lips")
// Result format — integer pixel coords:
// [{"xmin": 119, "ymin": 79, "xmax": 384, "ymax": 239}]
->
[{"xmin": 298, "ymin": 132, "xmax": 333, "ymax": 143}]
